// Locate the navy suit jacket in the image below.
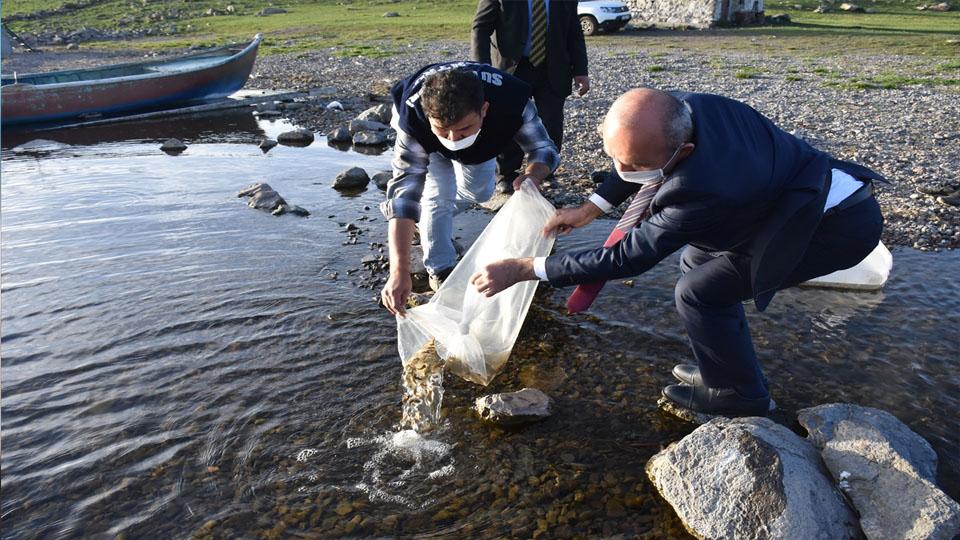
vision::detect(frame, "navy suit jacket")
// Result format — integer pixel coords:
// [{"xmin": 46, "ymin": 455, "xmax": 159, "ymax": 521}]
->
[{"xmin": 544, "ymin": 92, "xmax": 886, "ymax": 311}]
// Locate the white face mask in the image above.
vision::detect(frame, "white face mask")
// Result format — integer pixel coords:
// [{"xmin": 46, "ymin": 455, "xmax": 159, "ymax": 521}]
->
[
  {"xmin": 615, "ymin": 145, "xmax": 684, "ymax": 185},
  {"xmin": 437, "ymin": 128, "xmax": 481, "ymax": 151}
]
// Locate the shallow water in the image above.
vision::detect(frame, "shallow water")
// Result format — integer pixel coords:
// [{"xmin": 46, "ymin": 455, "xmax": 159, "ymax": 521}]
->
[{"xmin": 2, "ymin": 113, "xmax": 957, "ymax": 539}]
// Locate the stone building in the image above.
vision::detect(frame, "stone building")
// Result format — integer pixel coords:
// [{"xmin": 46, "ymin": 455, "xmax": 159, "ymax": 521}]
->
[{"xmin": 626, "ymin": 0, "xmax": 765, "ymax": 28}]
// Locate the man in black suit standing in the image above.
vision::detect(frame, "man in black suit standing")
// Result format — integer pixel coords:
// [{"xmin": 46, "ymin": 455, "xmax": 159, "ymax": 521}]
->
[{"xmin": 472, "ymin": 0, "xmax": 589, "ymax": 193}]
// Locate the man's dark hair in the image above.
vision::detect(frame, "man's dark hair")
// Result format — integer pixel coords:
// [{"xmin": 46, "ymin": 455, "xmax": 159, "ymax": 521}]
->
[{"xmin": 420, "ymin": 69, "xmax": 485, "ymax": 127}]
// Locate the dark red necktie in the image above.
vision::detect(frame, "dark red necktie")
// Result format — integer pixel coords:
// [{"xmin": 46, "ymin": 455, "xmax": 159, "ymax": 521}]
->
[{"xmin": 566, "ymin": 181, "xmax": 662, "ymax": 313}]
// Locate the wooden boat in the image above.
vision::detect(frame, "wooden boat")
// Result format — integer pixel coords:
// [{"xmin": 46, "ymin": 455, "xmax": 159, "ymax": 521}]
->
[{"xmin": 1, "ymin": 34, "xmax": 261, "ymax": 126}]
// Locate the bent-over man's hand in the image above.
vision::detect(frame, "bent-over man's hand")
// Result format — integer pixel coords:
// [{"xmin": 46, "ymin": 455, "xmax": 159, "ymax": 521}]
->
[
  {"xmin": 381, "ymin": 272, "xmax": 412, "ymax": 317},
  {"xmin": 544, "ymin": 202, "xmax": 603, "ymax": 236},
  {"xmin": 512, "ymin": 173, "xmax": 540, "ymax": 193},
  {"xmin": 470, "ymin": 258, "xmax": 537, "ymax": 297}
]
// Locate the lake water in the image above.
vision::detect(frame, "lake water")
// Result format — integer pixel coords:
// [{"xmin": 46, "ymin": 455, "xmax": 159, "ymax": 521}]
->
[{"xmin": 2, "ymin": 113, "xmax": 957, "ymax": 538}]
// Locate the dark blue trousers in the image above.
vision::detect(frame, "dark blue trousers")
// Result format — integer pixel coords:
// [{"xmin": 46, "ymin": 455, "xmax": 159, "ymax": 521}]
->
[{"xmin": 674, "ymin": 196, "xmax": 884, "ymax": 397}]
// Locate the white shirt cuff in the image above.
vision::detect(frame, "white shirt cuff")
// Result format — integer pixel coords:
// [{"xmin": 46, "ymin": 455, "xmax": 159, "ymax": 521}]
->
[
  {"xmin": 532, "ymin": 257, "xmax": 549, "ymax": 281},
  {"xmin": 588, "ymin": 193, "xmax": 614, "ymax": 213}
]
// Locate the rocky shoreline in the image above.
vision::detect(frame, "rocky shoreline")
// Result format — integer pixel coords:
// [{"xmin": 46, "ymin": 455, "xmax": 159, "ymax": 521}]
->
[{"xmin": 4, "ymin": 40, "xmax": 959, "ymax": 251}]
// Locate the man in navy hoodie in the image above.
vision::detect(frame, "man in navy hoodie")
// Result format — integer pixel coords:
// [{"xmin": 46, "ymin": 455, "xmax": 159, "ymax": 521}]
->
[
  {"xmin": 469, "ymin": 88, "xmax": 885, "ymax": 416},
  {"xmin": 379, "ymin": 61, "xmax": 559, "ymax": 315}
]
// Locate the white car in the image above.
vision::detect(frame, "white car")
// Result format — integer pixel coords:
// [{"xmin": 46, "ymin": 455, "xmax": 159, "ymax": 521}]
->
[{"xmin": 578, "ymin": 0, "xmax": 632, "ymax": 36}]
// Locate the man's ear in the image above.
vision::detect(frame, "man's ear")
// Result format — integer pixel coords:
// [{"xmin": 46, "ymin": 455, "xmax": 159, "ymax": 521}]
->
[
  {"xmin": 676, "ymin": 142, "xmax": 695, "ymax": 162},
  {"xmin": 480, "ymin": 101, "xmax": 490, "ymax": 119}
]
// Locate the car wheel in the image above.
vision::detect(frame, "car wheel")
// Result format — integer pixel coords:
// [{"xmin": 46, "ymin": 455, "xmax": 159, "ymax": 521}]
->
[{"xmin": 579, "ymin": 15, "xmax": 598, "ymax": 36}]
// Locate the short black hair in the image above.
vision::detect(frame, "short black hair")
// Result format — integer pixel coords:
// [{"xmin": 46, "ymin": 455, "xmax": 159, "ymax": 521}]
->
[{"xmin": 420, "ymin": 69, "xmax": 485, "ymax": 127}]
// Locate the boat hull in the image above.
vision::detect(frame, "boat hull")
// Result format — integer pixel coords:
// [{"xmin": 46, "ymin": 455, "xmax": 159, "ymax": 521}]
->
[{"xmin": 1, "ymin": 37, "xmax": 260, "ymax": 126}]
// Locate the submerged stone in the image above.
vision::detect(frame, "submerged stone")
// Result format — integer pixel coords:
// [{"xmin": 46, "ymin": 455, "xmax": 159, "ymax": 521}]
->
[{"xmin": 475, "ymin": 388, "xmax": 553, "ymax": 426}]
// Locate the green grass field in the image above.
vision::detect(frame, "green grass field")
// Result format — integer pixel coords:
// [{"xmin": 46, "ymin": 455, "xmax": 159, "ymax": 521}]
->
[{"xmin": 4, "ymin": 0, "xmax": 958, "ymax": 59}]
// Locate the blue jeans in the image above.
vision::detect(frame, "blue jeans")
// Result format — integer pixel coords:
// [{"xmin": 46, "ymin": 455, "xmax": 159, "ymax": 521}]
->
[{"xmin": 419, "ymin": 153, "xmax": 497, "ymax": 275}]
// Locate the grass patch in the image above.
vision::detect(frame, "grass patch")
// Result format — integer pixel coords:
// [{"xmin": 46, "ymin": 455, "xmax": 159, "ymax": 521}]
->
[
  {"xmin": 4, "ymin": 0, "xmax": 479, "ymax": 55},
  {"xmin": 647, "ymin": 65, "xmax": 666, "ymax": 72},
  {"xmin": 5, "ymin": 0, "xmax": 959, "ymax": 60},
  {"xmin": 785, "ymin": 74, "xmax": 804, "ymax": 81},
  {"xmin": 824, "ymin": 71, "xmax": 960, "ymax": 89},
  {"xmin": 734, "ymin": 66, "xmax": 763, "ymax": 78}
]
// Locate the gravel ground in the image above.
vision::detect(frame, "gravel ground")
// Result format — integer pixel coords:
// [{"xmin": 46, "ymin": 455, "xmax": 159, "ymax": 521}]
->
[{"xmin": 5, "ymin": 39, "xmax": 959, "ymax": 250}]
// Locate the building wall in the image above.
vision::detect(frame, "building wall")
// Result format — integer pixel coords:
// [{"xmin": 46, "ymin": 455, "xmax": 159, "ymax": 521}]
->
[{"xmin": 626, "ymin": 0, "xmax": 765, "ymax": 28}]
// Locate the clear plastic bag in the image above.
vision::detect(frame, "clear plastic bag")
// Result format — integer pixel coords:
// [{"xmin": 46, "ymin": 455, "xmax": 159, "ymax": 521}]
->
[{"xmin": 397, "ymin": 180, "xmax": 556, "ymax": 385}]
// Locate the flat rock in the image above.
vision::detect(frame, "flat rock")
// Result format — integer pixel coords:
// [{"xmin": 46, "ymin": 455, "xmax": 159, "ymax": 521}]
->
[
  {"xmin": 657, "ymin": 396, "xmax": 777, "ymax": 425},
  {"xmin": 356, "ymin": 103, "xmax": 392, "ymax": 125},
  {"xmin": 256, "ymin": 7, "xmax": 286, "ymax": 16},
  {"xmin": 475, "ymin": 388, "xmax": 553, "ymax": 426},
  {"xmin": 160, "ymin": 138, "xmax": 187, "ymax": 153},
  {"xmin": 326, "ymin": 126, "xmax": 352, "ymax": 143},
  {"xmin": 353, "ymin": 130, "xmax": 388, "ymax": 146},
  {"xmin": 798, "ymin": 403, "xmax": 960, "ymax": 539},
  {"xmin": 646, "ymin": 417, "xmax": 859, "ymax": 540},
  {"xmin": 277, "ymin": 129, "xmax": 315, "ymax": 146},
  {"xmin": 372, "ymin": 171, "xmax": 392, "ymax": 190},
  {"xmin": 348, "ymin": 119, "xmax": 389, "ymax": 134},
  {"xmin": 12, "ymin": 139, "xmax": 70, "ymax": 153},
  {"xmin": 332, "ymin": 167, "xmax": 369, "ymax": 190}
]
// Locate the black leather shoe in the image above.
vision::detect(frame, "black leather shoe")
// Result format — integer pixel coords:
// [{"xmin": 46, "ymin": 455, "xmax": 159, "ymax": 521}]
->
[
  {"xmin": 496, "ymin": 179, "xmax": 515, "ymax": 194},
  {"xmin": 672, "ymin": 364, "xmax": 703, "ymax": 386},
  {"xmin": 662, "ymin": 384, "xmax": 770, "ymax": 417}
]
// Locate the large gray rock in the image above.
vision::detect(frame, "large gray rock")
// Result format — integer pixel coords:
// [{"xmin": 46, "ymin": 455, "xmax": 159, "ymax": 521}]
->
[
  {"xmin": 332, "ymin": 167, "xmax": 369, "ymax": 190},
  {"xmin": 356, "ymin": 103, "xmax": 392, "ymax": 125},
  {"xmin": 799, "ymin": 404, "xmax": 960, "ymax": 540},
  {"xmin": 475, "ymin": 388, "xmax": 553, "ymax": 426},
  {"xmin": 237, "ymin": 183, "xmax": 309, "ymax": 216},
  {"xmin": 646, "ymin": 417, "xmax": 858, "ymax": 540},
  {"xmin": 12, "ymin": 139, "xmax": 70, "ymax": 153}
]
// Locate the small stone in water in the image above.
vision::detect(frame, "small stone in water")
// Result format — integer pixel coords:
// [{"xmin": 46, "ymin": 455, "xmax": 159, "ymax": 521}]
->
[{"xmin": 160, "ymin": 138, "xmax": 187, "ymax": 153}]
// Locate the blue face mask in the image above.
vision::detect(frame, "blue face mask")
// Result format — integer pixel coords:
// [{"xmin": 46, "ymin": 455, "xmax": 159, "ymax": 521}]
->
[{"xmin": 615, "ymin": 145, "xmax": 684, "ymax": 185}]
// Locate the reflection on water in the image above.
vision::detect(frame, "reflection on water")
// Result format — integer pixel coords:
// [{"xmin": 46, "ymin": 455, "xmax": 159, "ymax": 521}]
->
[{"xmin": 1, "ymin": 113, "xmax": 957, "ymax": 538}]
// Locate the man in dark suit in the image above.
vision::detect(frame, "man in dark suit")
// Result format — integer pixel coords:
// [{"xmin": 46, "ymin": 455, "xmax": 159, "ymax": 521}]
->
[
  {"xmin": 472, "ymin": 0, "xmax": 589, "ymax": 193},
  {"xmin": 468, "ymin": 88, "xmax": 886, "ymax": 416}
]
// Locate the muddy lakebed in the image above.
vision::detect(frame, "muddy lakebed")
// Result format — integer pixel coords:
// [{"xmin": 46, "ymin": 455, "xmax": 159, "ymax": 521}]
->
[{"xmin": 1, "ymin": 113, "xmax": 958, "ymax": 539}]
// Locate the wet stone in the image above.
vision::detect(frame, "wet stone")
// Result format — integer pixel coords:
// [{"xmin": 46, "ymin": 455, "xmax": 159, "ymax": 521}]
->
[
  {"xmin": 327, "ymin": 126, "xmax": 352, "ymax": 143},
  {"xmin": 277, "ymin": 129, "xmax": 315, "ymax": 146},
  {"xmin": 332, "ymin": 167, "xmax": 369, "ymax": 190},
  {"xmin": 160, "ymin": 138, "xmax": 187, "ymax": 153},
  {"xmin": 259, "ymin": 138, "xmax": 278, "ymax": 152},
  {"xmin": 372, "ymin": 171, "xmax": 392, "ymax": 190}
]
